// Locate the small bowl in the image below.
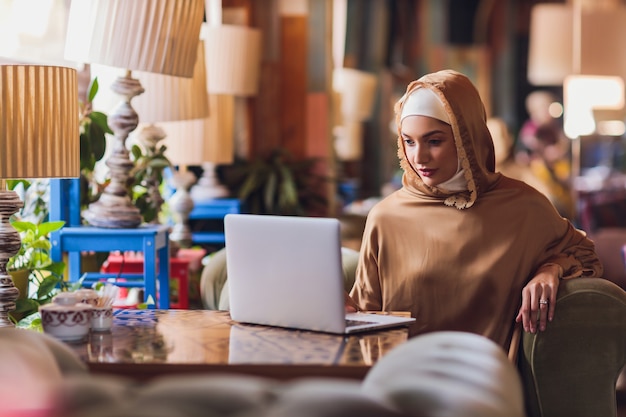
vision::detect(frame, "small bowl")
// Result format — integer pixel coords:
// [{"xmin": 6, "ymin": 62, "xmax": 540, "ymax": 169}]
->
[
  {"xmin": 91, "ymin": 306, "xmax": 113, "ymax": 332},
  {"xmin": 74, "ymin": 289, "xmax": 99, "ymax": 307},
  {"xmin": 53, "ymin": 292, "xmax": 81, "ymax": 306},
  {"xmin": 39, "ymin": 302, "xmax": 93, "ymax": 342}
]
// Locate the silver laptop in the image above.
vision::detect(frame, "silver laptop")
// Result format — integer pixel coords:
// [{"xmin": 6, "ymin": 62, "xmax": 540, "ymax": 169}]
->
[{"xmin": 224, "ymin": 214, "xmax": 415, "ymax": 334}]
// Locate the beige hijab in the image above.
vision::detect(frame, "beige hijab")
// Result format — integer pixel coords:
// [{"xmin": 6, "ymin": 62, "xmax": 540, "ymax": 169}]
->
[{"xmin": 395, "ymin": 69, "xmax": 499, "ymax": 209}]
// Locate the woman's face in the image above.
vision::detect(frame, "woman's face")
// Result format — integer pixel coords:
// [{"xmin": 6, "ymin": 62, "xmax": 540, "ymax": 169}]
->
[{"xmin": 401, "ymin": 115, "xmax": 458, "ymax": 187}]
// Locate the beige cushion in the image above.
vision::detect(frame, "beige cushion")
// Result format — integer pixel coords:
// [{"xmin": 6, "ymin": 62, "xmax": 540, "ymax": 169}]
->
[{"xmin": 363, "ymin": 331, "xmax": 526, "ymax": 417}]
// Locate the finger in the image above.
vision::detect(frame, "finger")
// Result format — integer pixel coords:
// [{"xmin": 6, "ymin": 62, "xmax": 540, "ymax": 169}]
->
[
  {"xmin": 344, "ymin": 292, "xmax": 359, "ymax": 312},
  {"xmin": 517, "ymin": 291, "xmax": 529, "ymax": 330},
  {"xmin": 541, "ymin": 286, "xmax": 556, "ymax": 324},
  {"xmin": 529, "ymin": 291, "xmax": 541, "ymax": 333},
  {"xmin": 538, "ymin": 297, "xmax": 549, "ymax": 331},
  {"xmin": 548, "ymin": 289, "xmax": 557, "ymax": 322}
]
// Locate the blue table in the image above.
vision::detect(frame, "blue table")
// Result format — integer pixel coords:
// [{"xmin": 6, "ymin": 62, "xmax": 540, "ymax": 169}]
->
[
  {"xmin": 188, "ymin": 198, "xmax": 241, "ymax": 246},
  {"xmin": 49, "ymin": 179, "xmax": 170, "ymax": 309}
]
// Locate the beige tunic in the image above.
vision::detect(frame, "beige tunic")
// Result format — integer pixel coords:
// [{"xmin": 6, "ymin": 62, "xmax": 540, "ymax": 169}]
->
[{"xmin": 349, "ymin": 70, "xmax": 603, "ymax": 351}]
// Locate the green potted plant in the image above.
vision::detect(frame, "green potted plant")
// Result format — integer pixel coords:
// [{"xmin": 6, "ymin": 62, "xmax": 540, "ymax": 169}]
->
[
  {"xmin": 221, "ymin": 148, "xmax": 329, "ymax": 216},
  {"xmin": 7, "ymin": 219, "xmax": 69, "ymax": 324},
  {"xmin": 129, "ymin": 139, "xmax": 172, "ymax": 224}
]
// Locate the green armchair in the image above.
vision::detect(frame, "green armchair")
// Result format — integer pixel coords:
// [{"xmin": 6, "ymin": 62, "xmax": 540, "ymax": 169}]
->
[
  {"xmin": 200, "ymin": 248, "xmax": 626, "ymax": 417},
  {"xmin": 519, "ymin": 277, "xmax": 626, "ymax": 417}
]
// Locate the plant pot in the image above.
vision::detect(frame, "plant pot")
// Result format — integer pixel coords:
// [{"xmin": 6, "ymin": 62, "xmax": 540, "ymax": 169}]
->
[
  {"xmin": 8, "ymin": 269, "xmax": 30, "ymax": 322},
  {"xmin": 9, "ymin": 269, "xmax": 29, "ymax": 300}
]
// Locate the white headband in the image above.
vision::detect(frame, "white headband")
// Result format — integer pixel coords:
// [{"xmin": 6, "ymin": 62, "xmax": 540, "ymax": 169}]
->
[{"xmin": 400, "ymin": 87, "xmax": 450, "ymax": 125}]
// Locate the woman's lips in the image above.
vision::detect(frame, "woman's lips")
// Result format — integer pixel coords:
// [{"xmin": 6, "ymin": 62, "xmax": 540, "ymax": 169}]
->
[{"xmin": 418, "ymin": 168, "xmax": 436, "ymax": 178}]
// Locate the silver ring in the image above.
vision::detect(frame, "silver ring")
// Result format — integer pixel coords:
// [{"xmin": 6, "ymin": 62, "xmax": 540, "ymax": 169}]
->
[{"xmin": 539, "ymin": 299, "xmax": 549, "ymax": 305}]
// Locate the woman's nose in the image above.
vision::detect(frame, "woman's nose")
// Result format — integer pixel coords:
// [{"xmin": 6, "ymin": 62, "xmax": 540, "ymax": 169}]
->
[{"xmin": 415, "ymin": 145, "xmax": 429, "ymax": 164}]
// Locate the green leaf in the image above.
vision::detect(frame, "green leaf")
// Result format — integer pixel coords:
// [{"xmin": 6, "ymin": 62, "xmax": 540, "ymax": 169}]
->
[
  {"xmin": 147, "ymin": 158, "xmax": 170, "ymax": 169},
  {"xmin": 43, "ymin": 261, "xmax": 66, "ymax": 276},
  {"xmin": 6, "ymin": 179, "xmax": 30, "ymax": 191},
  {"xmin": 80, "ymin": 133, "xmax": 93, "ymax": 171},
  {"xmin": 278, "ymin": 164, "xmax": 298, "ymax": 208},
  {"xmin": 37, "ymin": 221, "xmax": 65, "ymax": 236},
  {"xmin": 29, "ymin": 239, "xmax": 52, "ymax": 251},
  {"xmin": 16, "ymin": 312, "xmax": 42, "ymax": 331},
  {"xmin": 14, "ymin": 298, "xmax": 39, "ymax": 314},
  {"xmin": 131, "ymin": 144, "xmax": 143, "ymax": 160},
  {"xmin": 89, "ymin": 111, "xmax": 113, "ymax": 135},
  {"xmin": 87, "ymin": 77, "xmax": 99, "ymax": 103},
  {"xmin": 238, "ymin": 171, "xmax": 261, "ymax": 200},
  {"xmin": 37, "ymin": 276, "xmax": 61, "ymax": 299},
  {"xmin": 10, "ymin": 221, "xmax": 37, "ymax": 233},
  {"xmin": 263, "ymin": 170, "xmax": 277, "ymax": 212},
  {"xmin": 88, "ymin": 120, "xmax": 107, "ymax": 161}
]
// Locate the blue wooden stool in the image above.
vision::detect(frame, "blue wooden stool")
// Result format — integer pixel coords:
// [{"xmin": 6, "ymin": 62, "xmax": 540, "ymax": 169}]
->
[
  {"xmin": 189, "ymin": 198, "xmax": 241, "ymax": 246},
  {"xmin": 49, "ymin": 179, "xmax": 170, "ymax": 309}
]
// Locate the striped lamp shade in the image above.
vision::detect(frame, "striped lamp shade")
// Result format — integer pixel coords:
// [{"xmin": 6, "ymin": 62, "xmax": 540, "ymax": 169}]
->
[
  {"xmin": 0, "ymin": 65, "xmax": 79, "ymax": 179},
  {"xmin": 64, "ymin": 0, "xmax": 204, "ymax": 78}
]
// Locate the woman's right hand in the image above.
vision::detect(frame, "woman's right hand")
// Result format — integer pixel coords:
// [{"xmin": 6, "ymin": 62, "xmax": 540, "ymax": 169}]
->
[{"xmin": 345, "ymin": 292, "xmax": 359, "ymax": 312}]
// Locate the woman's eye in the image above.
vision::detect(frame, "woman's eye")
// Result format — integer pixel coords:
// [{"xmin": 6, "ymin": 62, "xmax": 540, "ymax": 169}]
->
[
  {"xmin": 428, "ymin": 138, "xmax": 443, "ymax": 146},
  {"xmin": 403, "ymin": 138, "xmax": 415, "ymax": 146}
]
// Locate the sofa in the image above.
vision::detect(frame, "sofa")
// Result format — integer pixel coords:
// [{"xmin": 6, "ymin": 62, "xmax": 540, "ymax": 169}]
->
[
  {"xmin": 200, "ymin": 247, "xmax": 626, "ymax": 417},
  {"xmin": 1, "ymin": 326, "xmax": 525, "ymax": 417}
]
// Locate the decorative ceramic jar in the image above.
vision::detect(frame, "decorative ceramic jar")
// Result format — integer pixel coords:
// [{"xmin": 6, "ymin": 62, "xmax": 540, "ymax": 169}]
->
[{"xmin": 40, "ymin": 295, "xmax": 92, "ymax": 342}]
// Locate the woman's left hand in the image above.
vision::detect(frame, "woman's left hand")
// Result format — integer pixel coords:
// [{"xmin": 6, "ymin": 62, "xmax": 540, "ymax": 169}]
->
[{"xmin": 515, "ymin": 264, "xmax": 561, "ymax": 333}]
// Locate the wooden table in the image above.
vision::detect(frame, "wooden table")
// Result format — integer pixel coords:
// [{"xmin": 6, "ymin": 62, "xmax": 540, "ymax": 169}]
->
[{"xmin": 67, "ymin": 309, "xmax": 410, "ymax": 381}]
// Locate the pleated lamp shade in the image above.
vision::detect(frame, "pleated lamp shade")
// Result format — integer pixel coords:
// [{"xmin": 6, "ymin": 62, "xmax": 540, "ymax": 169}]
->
[
  {"xmin": 159, "ymin": 94, "xmax": 235, "ymax": 166},
  {"xmin": 133, "ymin": 41, "xmax": 210, "ymax": 123},
  {"xmin": 528, "ymin": 3, "xmax": 626, "ymax": 85},
  {"xmin": 64, "ymin": 0, "xmax": 204, "ymax": 77},
  {"xmin": 0, "ymin": 65, "xmax": 79, "ymax": 179},
  {"xmin": 332, "ymin": 67, "xmax": 378, "ymax": 122},
  {"xmin": 202, "ymin": 23, "xmax": 262, "ymax": 96}
]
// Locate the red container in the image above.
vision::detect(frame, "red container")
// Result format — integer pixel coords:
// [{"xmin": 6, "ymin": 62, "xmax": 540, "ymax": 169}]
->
[{"xmin": 101, "ymin": 252, "xmax": 190, "ymax": 309}]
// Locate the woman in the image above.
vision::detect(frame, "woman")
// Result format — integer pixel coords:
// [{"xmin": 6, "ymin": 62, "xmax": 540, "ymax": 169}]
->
[{"xmin": 347, "ymin": 69, "xmax": 602, "ymax": 354}]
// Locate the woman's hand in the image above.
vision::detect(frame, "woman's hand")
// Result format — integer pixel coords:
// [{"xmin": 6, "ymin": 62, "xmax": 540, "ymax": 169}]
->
[
  {"xmin": 345, "ymin": 292, "xmax": 359, "ymax": 313},
  {"xmin": 515, "ymin": 264, "xmax": 561, "ymax": 333}
]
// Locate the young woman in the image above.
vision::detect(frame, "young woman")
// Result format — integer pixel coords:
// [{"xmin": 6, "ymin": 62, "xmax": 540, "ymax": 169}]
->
[{"xmin": 347, "ymin": 69, "xmax": 602, "ymax": 354}]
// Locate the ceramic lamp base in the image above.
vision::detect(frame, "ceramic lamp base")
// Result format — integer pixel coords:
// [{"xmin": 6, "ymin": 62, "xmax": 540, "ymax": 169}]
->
[{"xmin": 0, "ymin": 190, "xmax": 24, "ymax": 328}]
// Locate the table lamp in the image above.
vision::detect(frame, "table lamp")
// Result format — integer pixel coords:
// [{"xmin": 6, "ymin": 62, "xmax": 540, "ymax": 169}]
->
[
  {"xmin": 160, "ymin": 118, "xmax": 212, "ymax": 248},
  {"xmin": 64, "ymin": 0, "xmax": 204, "ymax": 228},
  {"xmin": 332, "ymin": 67, "xmax": 378, "ymax": 161},
  {"xmin": 0, "ymin": 65, "xmax": 79, "ymax": 328},
  {"xmin": 191, "ymin": 17, "xmax": 261, "ymax": 201},
  {"xmin": 189, "ymin": 94, "xmax": 235, "ymax": 201},
  {"xmin": 130, "ymin": 40, "xmax": 209, "ymax": 225}
]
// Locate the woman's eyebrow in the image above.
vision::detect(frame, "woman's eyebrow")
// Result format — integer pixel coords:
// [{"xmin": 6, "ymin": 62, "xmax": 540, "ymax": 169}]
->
[{"xmin": 401, "ymin": 129, "xmax": 448, "ymax": 138}]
